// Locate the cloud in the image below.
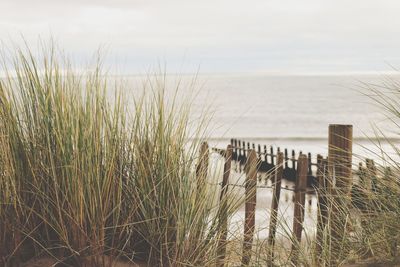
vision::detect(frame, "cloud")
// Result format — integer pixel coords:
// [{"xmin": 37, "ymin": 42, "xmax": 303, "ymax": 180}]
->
[{"xmin": 2, "ymin": 0, "xmax": 400, "ymax": 73}]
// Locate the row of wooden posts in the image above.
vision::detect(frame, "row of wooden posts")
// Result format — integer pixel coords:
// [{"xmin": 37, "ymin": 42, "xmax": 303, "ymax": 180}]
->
[
  {"xmin": 197, "ymin": 124, "xmax": 355, "ymax": 266},
  {"xmin": 227, "ymin": 139, "xmax": 319, "ymax": 187}
]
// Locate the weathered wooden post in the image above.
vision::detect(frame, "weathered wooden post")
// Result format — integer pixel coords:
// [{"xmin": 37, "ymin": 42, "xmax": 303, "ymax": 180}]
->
[
  {"xmin": 242, "ymin": 140, "xmax": 247, "ymax": 159},
  {"xmin": 196, "ymin": 142, "xmax": 209, "ymax": 191},
  {"xmin": 366, "ymin": 159, "xmax": 377, "ymax": 192},
  {"xmin": 358, "ymin": 162, "xmax": 367, "ymax": 189},
  {"xmin": 267, "ymin": 152, "xmax": 284, "ymax": 266},
  {"xmin": 291, "ymin": 154, "xmax": 308, "ymax": 265},
  {"xmin": 316, "ymin": 155, "xmax": 328, "ymax": 261},
  {"xmin": 217, "ymin": 145, "xmax": 233, "ymax": 267},
  {"xmin": 264, "ymin": 145, "xmax": 268, "ymax": 164},
  {"xmin": 241, "ymin": 149, "xmax": 258, "ymax": 266},
  {"xmin": 232, "ymin": 139, "xmax": 237, "ymax": 164},
  {"xmin": 270, "ymin": 147, "xmax": 275, "ymax": 165},
  {"xmin": 284, "ymin": 149, "xmax": 289, "ymax": 168},
  {"xmin": 382, "ymin": 166, "xmax": 398, "ymax": 257},
  {"xmin": 307, "ymin": 152, "xmax": 312, "ymax": 177},
  {"xmin": 291, "ymin": 150, "xmax": 296, "ymax": 169},
  {"xmin": 328, "ymin": 124, "xmax": 353, "ymax": 193},
  {"xmin": 328, "ymin": 124, "xmax": 353, "ymax": 265}
]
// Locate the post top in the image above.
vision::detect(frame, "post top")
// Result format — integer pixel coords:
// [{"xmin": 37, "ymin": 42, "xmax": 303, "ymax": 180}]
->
[
  {"xmin": 329, "ymin": 124, "xmax": 353, "ymax": 128},
  {"xmin": 298, "ymin": 154, "xmax": 307, "ymax": 160}
]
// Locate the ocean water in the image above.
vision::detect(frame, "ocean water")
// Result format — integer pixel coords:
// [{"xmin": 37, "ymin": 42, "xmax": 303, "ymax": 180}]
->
[
  {"xmin": 196, "ymin": 74, "xmax": 384, "ymax": 138},
  {"xmin": 128, "ymin": 73, "xmax": 400, "ymax": 160}
]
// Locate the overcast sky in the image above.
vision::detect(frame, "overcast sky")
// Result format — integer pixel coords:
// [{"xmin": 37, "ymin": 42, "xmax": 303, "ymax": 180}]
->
[{"xmin": 1, "ymin": 0, "xmax": 400, "ymax": 74}]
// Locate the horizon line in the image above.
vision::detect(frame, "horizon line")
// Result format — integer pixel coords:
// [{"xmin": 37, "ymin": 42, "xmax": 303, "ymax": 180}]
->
[{"xmin": 106, "ymin": 70, "xmax": 400, "ymax": 77}]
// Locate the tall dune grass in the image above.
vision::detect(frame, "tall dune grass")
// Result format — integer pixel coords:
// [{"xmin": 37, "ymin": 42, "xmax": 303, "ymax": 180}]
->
[
  {"xmin": 0, "ymin": 45, "xmax": 244, "ymax": 266},
  {"xmin": 348, "ymin": 79, "xmax": 400, "ymax": 264},
  {"xmin": 298, "ymin": 79, "xmax": 400, "ymax": 266}
]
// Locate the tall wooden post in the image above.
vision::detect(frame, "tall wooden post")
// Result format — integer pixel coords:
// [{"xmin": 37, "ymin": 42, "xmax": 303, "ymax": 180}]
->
[
  {"xmin": 241, "ymin": 150, "xmax": 258, "ymax": 266},
  {"xmin": 307, "ymin": 152, "xmax": 312, "ymax": 177},
  {"xmin": 270, "ymin": 147, "xmax": 275, "ymax": 165},
  {"xmin": 196, "ymin": 142, "xmax": 209, "ymax": 191},
  {"xmin": 291, "ymin": 150, "xmax": 296, "ymax": 169},
  {"xmin": 238, "ymin": 140, "xmax": 242, "ymax": 158},
  {"xmin": 242, "ymin": 141, "xmax": 246, "ymax": 160},
  {"xmin": 328, "ymin": 124, "xmax": 353, "ymax": 193},
  {"xmin": 328, "ymin": 124, "xmax": 353, "ymax": 265},
  {"xmin": 217, "ymin": 145, "xmax": 233, "ymax": 267},
  {"xmin": 234, "ymin": 139, "xmax": 238, "ymax": 159},
  {"xmin": 284, "ymin": 149, "xmax": 289, "ymax": 168},
  {"xmin": 291, "ymin": 154, "xmax": 308, "ymax": 265},
  {"xmin": 316, "ymin": 155, "xmax": 328, "ymax": 262},
  {"xmin": 267, "ymin": 152, "xmax": 284, "ymax": 266}
]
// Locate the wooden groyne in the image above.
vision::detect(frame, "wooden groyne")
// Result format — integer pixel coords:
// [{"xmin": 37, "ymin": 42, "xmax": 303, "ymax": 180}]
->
[
  {"xmin": 203, "ymin": 125, "xmax": 389, "ymax": 265},
  {"xmin": 212, "ymin": 138, "xmax": 324, "ymax": 191},
  {"xmin": 209, "ymin": 143, "xmax": 318, "ymax": 266}
]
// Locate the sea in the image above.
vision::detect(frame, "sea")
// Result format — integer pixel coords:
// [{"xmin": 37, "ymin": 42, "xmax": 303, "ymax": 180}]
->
[{"xmin": 127, "ymin": 73, "xmax": 400, "ymax": 161}]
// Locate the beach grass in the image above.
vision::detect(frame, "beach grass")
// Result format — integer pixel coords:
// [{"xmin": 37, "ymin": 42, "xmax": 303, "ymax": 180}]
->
[{"xmin": 0, "ymin": 44, "xmax": 245, "ymax": 266}]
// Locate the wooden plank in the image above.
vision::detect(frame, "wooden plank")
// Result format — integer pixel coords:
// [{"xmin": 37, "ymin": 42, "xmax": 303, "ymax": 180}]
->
[
  {"xmin": 291, "ymin": 150, "xmax": 296, "ymax": 169},
  {"xmin": 328, "ymin": 124, "xmax": 353, "ymax": 266},
  {"xmin": 358, "ymin": 162, "xmax": 366, "ymax": 188},
  {"xmin": 240, "ymin": 141, "xmax": 245, "ymax": 171},
  {"xmin": 291, "ymin": 154, "xmax": 308, "ymax": 265},
  {"xmin": 270, "ymin": 147, "xmax": 275, "ymax": 166},
  {"xmin": 316, "ymin": 155, "xmax": 328, "ymax": 262},
  {"xmin": 241, "ymin": 149, "xmax": 258, "ymax": 266},
  {"xmin": 267, "ymin": 152, "xmax": 284, "ymax": 266},
  {"xmin": 284, "ymin": 149, "xmax": 289, "ymax": 168},
  {"xmin": 234, "ymin": 139, "xmax": 238, "ymax": 161},
  {"xmin": 196, "ymin": 142, "xmax": 209, "ymax": 191},
  {"xmin": 264, "ymin": 145, "xmax": 268, "ymax": 163},
  {"xmin": 217, "ymin": 145, "xmax": 233, "ymax": 267},
  {"xmin": 382, "ymin": 166, "xmax": 397, "ymax": 257},
  {"xmin": 328, "ymin": 124, "xmax": 353, "ymax": 193},
  {"xmin": 366, "ymin": 158, "xmax": 377, "ymax": 192}
]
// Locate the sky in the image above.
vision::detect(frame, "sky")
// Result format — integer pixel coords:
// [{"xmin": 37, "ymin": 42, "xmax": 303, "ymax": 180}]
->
[{"xmin": 2, "ymin": 0, "xmax": 400, "ymax": 74}]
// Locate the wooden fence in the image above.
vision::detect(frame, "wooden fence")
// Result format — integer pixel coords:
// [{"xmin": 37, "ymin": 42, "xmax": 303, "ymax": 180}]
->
[
  {"xmin": 224, "ymin": 138, "xmax": 319, "ymax": 187},
  {"xmin": 197, "ymin": 124, "xmax": 388, "ymax": 266}
]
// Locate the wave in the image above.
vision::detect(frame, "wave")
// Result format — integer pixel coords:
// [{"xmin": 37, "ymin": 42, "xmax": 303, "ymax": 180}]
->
[{"xmin": 197, "ymin": 136, "xmax": 400, "ymax": 142}]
